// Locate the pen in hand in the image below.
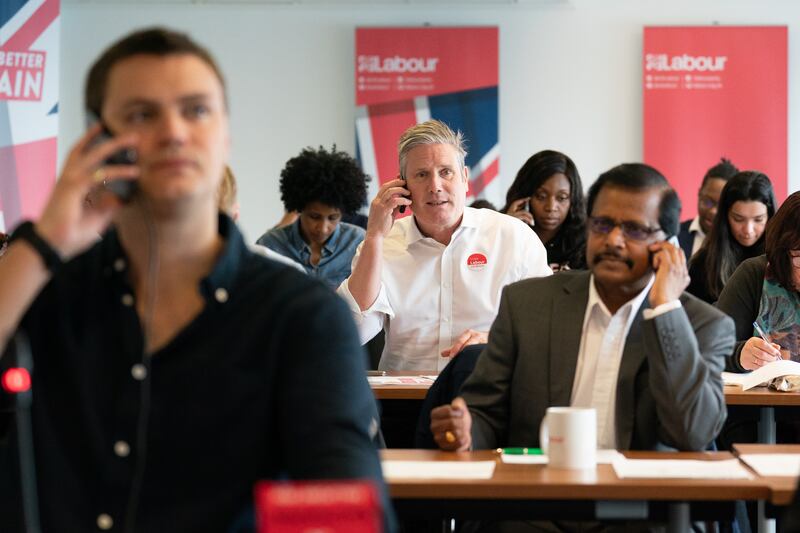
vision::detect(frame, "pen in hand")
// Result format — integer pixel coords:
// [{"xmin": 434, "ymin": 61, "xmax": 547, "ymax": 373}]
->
[{"xmin": 753, "ymin": 321, "xmax": 782, "ymax": 360}]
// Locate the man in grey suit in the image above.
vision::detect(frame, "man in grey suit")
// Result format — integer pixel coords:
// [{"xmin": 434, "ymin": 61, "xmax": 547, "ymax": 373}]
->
[{"xmin": 431, "ymin": 163, "xmax": 735, "ymax": 529}]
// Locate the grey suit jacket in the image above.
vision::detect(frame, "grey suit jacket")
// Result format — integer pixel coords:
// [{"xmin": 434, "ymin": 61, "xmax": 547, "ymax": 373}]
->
[{"xmin": 461, "ymin": 270, "xmax": 735, "ymax": 452}]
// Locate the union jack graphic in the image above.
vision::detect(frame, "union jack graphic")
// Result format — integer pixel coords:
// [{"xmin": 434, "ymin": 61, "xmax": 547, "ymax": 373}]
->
[
  {"xmin": 0, "ymin": 0, "xmax": 60, "ymax": 232},
  {"xmin": 354, "ymin": 27, "xmax": 500, "ymax": 207},
  {"xmin": 356, "ymin": 86, "xmax": 500, "ymax": 204}
]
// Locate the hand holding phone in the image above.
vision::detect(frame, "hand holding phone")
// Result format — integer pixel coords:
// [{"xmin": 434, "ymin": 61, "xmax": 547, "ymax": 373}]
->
[
  {"xmin": 647, "ymin": 237, "xmax": 689, "ymax": 307},
  {"xmin": 506, "ymin": 197, "xmax": 534, "ymax": 227},
  {"xmin": 95, "ymin": 125, "xmax": 138, "ymax": 202},
  {"xmin": 398, "ymin": 176, "xmax": 410, "ymax": 214},
  {"xmin": 86, "ymin": 115, "xmax": 139, "ymax": 202}
]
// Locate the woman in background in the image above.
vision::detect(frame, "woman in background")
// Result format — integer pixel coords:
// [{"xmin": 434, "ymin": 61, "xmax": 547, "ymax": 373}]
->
[
  {"xmin": 503, "ymin": 150, "xmax": 586, "ymax": 271},
  {"xmin": 687, "ymin": 171, "xmax": 776, "ymax": 303},
  {"xmin": 717, "ymin": 191, "xmax": 800, "ymax": 372},
  {"xmin": 714, "ymin": 192, "xmax": 800, "ymax": 474}
]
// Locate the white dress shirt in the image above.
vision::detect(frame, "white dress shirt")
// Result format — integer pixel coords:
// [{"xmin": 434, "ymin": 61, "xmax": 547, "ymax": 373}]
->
[
  {"xmin": 338, "ymin": 207, "xmax": 551, "ymax": 371},
  {"xmin": 571, "ymin": 274, "xmax": 681, "ymax": 449},
  {"xmin": 689, "ymin": 216, "xmax": 706, "ymax": 257}
]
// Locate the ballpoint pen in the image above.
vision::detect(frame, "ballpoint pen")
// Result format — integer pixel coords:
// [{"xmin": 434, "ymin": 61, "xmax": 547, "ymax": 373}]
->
[
  {"xmin": 752, "ymin": 321, "xmax": 771, "ymax": 343},
  {"xmin": 753, "ymin": 321, "xmax": 782, "ymax": 360}
]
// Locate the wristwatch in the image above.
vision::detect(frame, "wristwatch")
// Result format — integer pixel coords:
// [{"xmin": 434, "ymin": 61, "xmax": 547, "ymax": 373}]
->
[{"xmin": 10, "ymin": 221, "xmax": 63, "ymax": 273}]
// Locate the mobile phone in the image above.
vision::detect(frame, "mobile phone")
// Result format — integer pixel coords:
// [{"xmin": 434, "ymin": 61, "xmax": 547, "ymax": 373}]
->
[
  {"xmin": 87, "ymin": 114, "xmax": 138, "ymax": 202},
  {"xmin": 650, "ymin": 235, "xmax": 681, "ymax": 267},
  {"xmin": 398, "ymin": 176, "xmax": 410, "ymax": 214}
]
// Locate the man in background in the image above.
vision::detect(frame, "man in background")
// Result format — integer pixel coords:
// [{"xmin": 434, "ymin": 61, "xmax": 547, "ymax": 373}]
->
[
  {"xmin": 678, "ymin": 157, "xmax": 738, "ymax": 259},
  {"xmin": 338, "ymin": 119, "xmax": 551, "ymax": 371}
]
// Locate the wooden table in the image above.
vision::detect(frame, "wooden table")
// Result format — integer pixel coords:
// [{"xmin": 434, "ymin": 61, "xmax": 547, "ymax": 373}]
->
[
  {"xmin": 382, "ymin": 449, "xmax": 771, "ymax": 533},
  {"xmin": 732, "ymin": 444, "xmax": 800, "ymax": 533},
  {"xmin": 369, "ymin": 371, "xmax": 434, "ymax": 400},
  {"xmin": 725, "ymin": 385, "xmax": 800, "ymax": 444}
]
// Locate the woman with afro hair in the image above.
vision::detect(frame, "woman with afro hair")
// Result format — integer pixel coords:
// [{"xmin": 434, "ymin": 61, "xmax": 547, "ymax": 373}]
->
[{"xmin": 256, "ymin": 146, "xmax": 369, "ymax": 288}]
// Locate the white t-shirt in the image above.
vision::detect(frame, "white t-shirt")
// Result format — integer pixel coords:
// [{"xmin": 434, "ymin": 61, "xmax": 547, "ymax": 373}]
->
[{"xmin": 338, "ymin": 207, "xmax": 551, "ymax": 371}]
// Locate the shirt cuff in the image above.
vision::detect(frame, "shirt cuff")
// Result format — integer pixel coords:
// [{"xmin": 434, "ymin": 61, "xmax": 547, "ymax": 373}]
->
[
  {"xmin": 643, "ymin": 300, "xmax": 682, "ymax": 320},
  {"xmin": 336, "ymin": 278, "xmax": 393, "ymax": 319}
]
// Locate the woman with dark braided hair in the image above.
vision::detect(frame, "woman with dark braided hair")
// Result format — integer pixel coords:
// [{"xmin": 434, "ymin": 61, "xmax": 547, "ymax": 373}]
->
[{"xmin": 503, "ymin": 150, "xmax": 587, "ymax": 271}]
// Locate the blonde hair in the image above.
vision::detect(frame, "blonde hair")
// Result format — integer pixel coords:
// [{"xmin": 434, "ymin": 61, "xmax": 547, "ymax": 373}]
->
[
  {"xmin": 218, "ymin": 166, "xmax": 237, "ymax": 214},
  {"xmin": 398, "ymin": 119, "xmax": 467, "ymax": 178}
]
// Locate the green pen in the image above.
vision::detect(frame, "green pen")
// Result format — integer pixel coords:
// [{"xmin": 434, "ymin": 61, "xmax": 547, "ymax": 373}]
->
[{"xmin": 496, "ymin": 447, "xmax": 543, "ymax": 455}]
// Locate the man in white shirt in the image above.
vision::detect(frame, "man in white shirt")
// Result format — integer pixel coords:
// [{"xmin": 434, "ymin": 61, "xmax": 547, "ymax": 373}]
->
[
  {"xmin": 338, "ymin": 120, "xmax": 550, "ymax": 371},
  {"xmin": 677, "ymin": 157, "xmax": 738, "ymax": 259},
  {"xmin": 432, "ymin": 163, "xmax": 734, "ymax": 465}
]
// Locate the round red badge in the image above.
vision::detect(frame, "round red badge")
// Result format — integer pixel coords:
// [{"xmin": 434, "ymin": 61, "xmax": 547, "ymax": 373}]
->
[{"xmin": 467, "ymin": 253, "xmax": 488, "ymax": 271}]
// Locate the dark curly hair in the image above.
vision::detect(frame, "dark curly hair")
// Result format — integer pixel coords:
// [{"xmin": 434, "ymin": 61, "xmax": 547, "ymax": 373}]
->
[
  {"xmin": 280, "ymin": 146, "xmax": 370, "ymax": 215},
  {"xmin": 503, "ymin": 150, "xmax": 587, "ymax": 268}
]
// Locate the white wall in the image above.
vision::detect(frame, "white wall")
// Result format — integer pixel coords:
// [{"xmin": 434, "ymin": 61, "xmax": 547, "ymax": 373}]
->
[{"xmin": 60, "ymin": 0, "xmax": 798, "ymax": 242}]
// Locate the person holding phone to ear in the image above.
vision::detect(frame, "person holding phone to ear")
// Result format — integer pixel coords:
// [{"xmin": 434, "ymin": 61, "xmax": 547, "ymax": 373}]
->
[
  {"xmin": 0, "ymin": 28, "xmax": 392, "ymax": 533},
  {"xmin": 502, "ymin": 150, "xmax": 587, "ymax": 272},
  {"xmin": 431, "ymin": 164, "xmax": 734, "ymax": 531},
  {"xmin": 338, "ymin": 120, "xmax": 551, "ymax": 372}
]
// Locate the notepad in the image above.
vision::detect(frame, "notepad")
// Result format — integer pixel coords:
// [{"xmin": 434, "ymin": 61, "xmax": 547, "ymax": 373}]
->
[
  {"xmin": 382, "ymin": 460, "xmax": 495, "ymax": 480},
  {"xmin": 739, "ymin": 454, "xmax": 800, "ymax": 477},
  {"xmin": 732, "ymin": 360, "xmax": 800, "ymax": 390},
  {"xmin": 501, "ymin": 449, "xmax": 624, "ymax": 465},
  {"xmin": 721, "ymin": 372, "xmax": 747, "ymax": 386},
  {"xmin": 612, "ymin": 458, "xmax": 753, "ymax": 479}
]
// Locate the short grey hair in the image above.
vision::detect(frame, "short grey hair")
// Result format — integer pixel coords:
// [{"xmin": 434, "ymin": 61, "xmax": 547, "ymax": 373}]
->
[{"xmin": 398, "ymin": 119, "xmax": 467, "ymax": 179}]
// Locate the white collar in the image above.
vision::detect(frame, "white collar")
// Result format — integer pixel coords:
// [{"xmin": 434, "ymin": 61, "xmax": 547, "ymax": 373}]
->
[
  {"xmin": 587, "ymin": 273, "xmax": 655, "ymax": 319},
  {"xmin": 406, "ymin": 206, "xmax": 478, "ymax": 246},
  {"xmin": 689, "ymin": 216, "xmax": 705, "ymax": 237}
]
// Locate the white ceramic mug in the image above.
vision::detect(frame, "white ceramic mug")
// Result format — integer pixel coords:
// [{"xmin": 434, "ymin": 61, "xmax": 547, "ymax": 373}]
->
[{"xmin": 539, "ymin": 407, "xmax": 597, "ymax": 469}]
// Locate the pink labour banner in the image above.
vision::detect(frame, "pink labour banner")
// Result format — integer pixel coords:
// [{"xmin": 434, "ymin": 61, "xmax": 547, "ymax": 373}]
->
[{"xmin": 643, "ymin": 26, "xmax": 787, "ymax": 219}]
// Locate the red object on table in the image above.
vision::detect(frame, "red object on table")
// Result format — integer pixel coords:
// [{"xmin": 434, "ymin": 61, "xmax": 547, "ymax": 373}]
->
[{"xmin": 254, "ymin": 480, "xmax": 381, "ymax": 533}]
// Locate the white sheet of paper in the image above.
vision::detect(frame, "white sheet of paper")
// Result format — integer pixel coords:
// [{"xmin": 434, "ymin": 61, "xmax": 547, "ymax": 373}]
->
[
  {"xmin": 738, "ymin": 359, "xmax": 800, "ymax": 390},
  {"xmin": 612, "ymin": 458, "xmax": 753, "ymax": 479},
  {"xmin": 382, "ymin": 460, "xmax": 496, "ymax": 480},
  {"xmin": 367, "ymin": 376, "xmax": 431, "ymax": 385},
  {"xmin": 501, "ymin": 449, "xmax": 623, "ymax": 465},
  {"xmin": 722, "ymin": 372, "xmax": 747, "ymax": 386},
  {"xmin": 739, "ymin": 454, "xmax": 800, "ymax": 477}
]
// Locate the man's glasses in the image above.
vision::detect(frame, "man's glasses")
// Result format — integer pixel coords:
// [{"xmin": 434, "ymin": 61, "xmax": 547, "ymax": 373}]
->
[
  {"xmin": 698, "ymin": 196, "xmax": 718, "ymax": 210},
  {"xmin": 588, "ymin": 217, "xmax": 662, "ymax": 241}
]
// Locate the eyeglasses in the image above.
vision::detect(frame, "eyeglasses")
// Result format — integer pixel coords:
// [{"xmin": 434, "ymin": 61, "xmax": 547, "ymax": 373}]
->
[
  {"xmin": 698, "ymin": 196, "xmax": 718, "ymax": 210},
  {"xmin": 588, "ymin": 216, "xmax": 662, "ymax": 241}
]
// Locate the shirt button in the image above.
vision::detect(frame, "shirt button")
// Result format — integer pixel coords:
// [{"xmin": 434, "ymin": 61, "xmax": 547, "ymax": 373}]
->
[
  {"xmin": 113, "ymin": 258, "xmax": 126, "ymax": 272},
  {"xmin": 113, "ymin": 440, "xmax": 130, "ymax": 457},
  {"xmin": 121, "ymin": 294, "xmax": 134, "ymax": 307},
  {"xmin": 214, "ymin": 288, "xmax": 229, "ymax": 303},
  {"xmin": 131, "ymin": 364, "xmax": 147, "ymax": 381},
  {"xmin": 97, "ymin": 513, "xmax": 113, "ymax": 530}
]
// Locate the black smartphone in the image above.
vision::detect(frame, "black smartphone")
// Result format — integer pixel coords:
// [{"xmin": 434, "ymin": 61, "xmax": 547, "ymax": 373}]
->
[
  {"xmin": 87, "ymin": 115, "xmax": 138, "ymax": 202},
  {"xmin": 398, "ymin": 176, "xmax": 410, "ymax": 214}
]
